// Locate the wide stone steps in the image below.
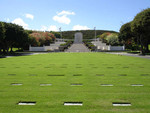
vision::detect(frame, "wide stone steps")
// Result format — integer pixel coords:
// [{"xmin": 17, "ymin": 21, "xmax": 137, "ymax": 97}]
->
[{"xmin": 66, "ymin": 43, "xmax": 91, "ymax": 52}]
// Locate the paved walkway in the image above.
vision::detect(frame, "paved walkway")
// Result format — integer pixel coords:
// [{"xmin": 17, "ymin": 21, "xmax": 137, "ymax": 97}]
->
[
  {"xmin": 105, "ymin": 52, "xmax": 150, "ymax": 59},
  {"xmin": 66, "ymin": 43, "xmax": 91, "ymax": 52}
]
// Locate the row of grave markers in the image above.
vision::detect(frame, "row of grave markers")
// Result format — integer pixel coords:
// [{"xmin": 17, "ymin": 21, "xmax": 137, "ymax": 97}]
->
[
  {"xmin": 11, "ymin": 83, "xmax": 144, "ymax": 86},
  {"xmin": 0, "ymin": 66, "xmax": 145, "ymax": 68},
  {"xmin": 17, "ymin": 101, "xmax": 131, "ymax": 106},
  {"xmin": 7, "ymin": 74, "xmax": 149, "ymax": 76}
]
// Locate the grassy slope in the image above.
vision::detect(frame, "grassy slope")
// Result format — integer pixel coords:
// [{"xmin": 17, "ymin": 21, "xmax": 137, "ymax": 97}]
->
[
  {"xmin": 62, "ymin": 30, "xmax": 117, "ymax": 39},
  {"xmin": 0, "ymin": 53, "xmax": 150, "ymax": 113}
]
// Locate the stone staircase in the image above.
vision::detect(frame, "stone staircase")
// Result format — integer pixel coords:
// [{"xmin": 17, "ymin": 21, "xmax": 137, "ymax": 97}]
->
[
  {"xmin": 91, "ymin": 41, "xmax": 109, "ymax": 50},
  {"xmin": 66, "ymin": 43, "xmax": 91, "ymax": 52}
]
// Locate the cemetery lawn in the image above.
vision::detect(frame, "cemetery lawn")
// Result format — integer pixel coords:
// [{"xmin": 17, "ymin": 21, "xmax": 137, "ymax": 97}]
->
[{"xmin": 0, "ymin": 52, "xmax": 150, "ymax": 113}]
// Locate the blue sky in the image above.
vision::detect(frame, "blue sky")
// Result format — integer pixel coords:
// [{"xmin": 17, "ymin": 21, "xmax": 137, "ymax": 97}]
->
[{"xmin": 0, "ymin": 0, "xmax": 149, "ymax": 32}]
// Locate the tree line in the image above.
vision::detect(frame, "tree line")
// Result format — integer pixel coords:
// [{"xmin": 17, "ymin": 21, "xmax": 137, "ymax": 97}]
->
[
  {"xmin": 1, "ymin": 8, "xmax": 149, "ymax": 54},
  {"xmin": 61, "ymin": 30, "xmax": 117, "ymax": 39},
  {"xmin": 0, "ymin": 22, "xmax": 57, "ymax": 54},
  {"xmin": 0, "ymin": 22, "xmax": 29, "ymax": 53},
  {"xmin": 119, "ymin": 8, "xmax": 150, "ymax": 54}
]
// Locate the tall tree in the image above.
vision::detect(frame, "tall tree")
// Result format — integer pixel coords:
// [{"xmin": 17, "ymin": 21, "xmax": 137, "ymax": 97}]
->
[
  {"xmin": 0, "ymin": 22, "xmax": 6, "ymax": 53},
  {"xmin": 131, "ymin": 8, "xmax": 150, "ymax": 54},
  {"xmin": 119, "ymin": 22, "xmax": 133, "ymax": 43},
  {"xmin": 119, "ymin": 22, "xmax": 135, "ymax": 49},
  {"xmin": 106, "ymin": 33, "xmax": 119, "ymax": 46},
  {"xmin": 0, "ymin": 22, "xmax": 29, "ymax": 53}
]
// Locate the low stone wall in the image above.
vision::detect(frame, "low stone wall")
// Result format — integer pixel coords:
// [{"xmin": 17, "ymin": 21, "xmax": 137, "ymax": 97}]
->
[
  {"xmin": 29, "ymin": 46, "xmax": 45, "ymax": 51},
  {"xmin": 108, "ymin": 46, "xmax": 125, "ymax": 51},
  {"xmin": 92, "ymin": 41, "xmax": 125, "ymax": 51},
  {"xmin": 97, "ymin": 45, "xmax": 125, "ymax": 51},
  {"xmin": 97, "ymin": 46, "xmax": 109, "ymax": 50},
  {"xmin": 29, "ymin": 40, "xmax": 66, "ymax": 51},
  {"xmin": 29, "ymin": 45, "xmax": 59, "ymax": 51}
]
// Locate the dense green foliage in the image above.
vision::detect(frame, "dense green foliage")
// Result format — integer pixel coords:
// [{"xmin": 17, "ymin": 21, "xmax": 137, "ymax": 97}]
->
[
  {"xmin": 59, "ymin": 41, "xmax": 73, "ymax": 51},
  {"xmin": 29, "ymin": 31, "xmax": 56, "ymax": 46},
  {"xmin": 119, "ymin": 8, "xmax": 150, "ymax": 54},
  {"xmin": 0, "ymin": 53, "xmax": 150, "ymax": 113},
  {"xmin": 0, "ymin": 21, "xmax": 29, "ymax": 53},
  {"xmin": 99, "ymin": 32, "xmax": 120, "ymax": 46},
  {"xmin": 99, "ymin": 32, "xmax": 112, "ymax": 43},
  {"xmin": 119, "ymin": 22, "xmax": 138, "ymax": 50},
  {"xmin": 83, "ymin": 40, "xmax": 96, "ymax": 51},
  {"xmin": 131, "ymin": 8, "xmax": 150, "ymax": 54},
  {"xmin": 106, "ymin": 33, "xmax": 119, "ymax": 46},
  {"xmin": 119, "ymin": 22, "xmax": 133, "ymax": 43},
  {"xmin": 0, "ymin": 22, "xmax": 5, "ymax": 41},
  {"xmin": 62, "ymin": 30, "xmax": 117, "ymax": 39}
]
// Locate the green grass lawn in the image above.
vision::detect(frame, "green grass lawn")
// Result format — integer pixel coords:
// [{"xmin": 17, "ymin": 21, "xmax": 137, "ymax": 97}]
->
[{"xmin": 0, "ymin": 53, "xmax": 150, "ymax": 113}]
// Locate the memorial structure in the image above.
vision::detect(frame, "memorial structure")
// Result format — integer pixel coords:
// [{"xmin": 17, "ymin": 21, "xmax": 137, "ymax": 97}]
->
[{"xmin": 74, "ymin": 32, "xmax": 83, "ymax": 43}]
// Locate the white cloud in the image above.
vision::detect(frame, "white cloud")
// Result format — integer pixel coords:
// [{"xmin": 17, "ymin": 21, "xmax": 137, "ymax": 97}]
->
[
  {"xmin": 40, "ymin": 25, "xmax": 58, "ymax": 31},
  {"xmin": 12, "ymin": 18, "xmax": 28, "ymax": 29},
  {"xmin": 57, "ymin": 10, "xmax": 75, "ymax": 16},
  {"xmin": 53, "ymin": 15, "xmax": 71, "ymax": 24},
  {"xmin": 53, "ymin": 10, "xmax": 75, "ymax": 25},
  {"xmin": 40, "ymin": 25, "xmax": 47, "ymax": 31},
  {"xmin": 5, "ymin": 18, "xmax": 10, "ymax": 22},
  {"xmin": 48, "ymin": 25, "xmax": 58, "ymax": 31},
  {"xmin": 25, "ymin": 13, "xmax": 34, "ymax": 20},
  {"xmin": 72, "ymin": 25, "xmax": 90, "ymax": 30}
]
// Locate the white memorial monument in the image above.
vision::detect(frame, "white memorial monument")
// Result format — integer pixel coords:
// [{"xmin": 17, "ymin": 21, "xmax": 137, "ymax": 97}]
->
[{"xmin": 74, "ymin": 32, "xmax": 83, "ymax": 43}]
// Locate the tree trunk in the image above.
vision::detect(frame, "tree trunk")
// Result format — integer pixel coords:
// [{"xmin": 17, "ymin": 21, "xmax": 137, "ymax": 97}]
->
[
  {"xmin": 10, "ymin": 46, "xmax": 13, "ymax": 52},
  {"xmin": 3, "ymin": 48, "xmax": 6, "ymax": 54},
  {"xmin": 145, "ymin": 44, "xmax": 149, "ymax": 53},
  {"xmin": 0, "ymin": 47, "xmax": 2, "ymax": 53},
  {"xmin": 6, "ymin": 47, "xmax": 9, "ymax": 53},
  {"xmin": 139, "ymin": 35, "xmax": 145, "ymax": 55}
]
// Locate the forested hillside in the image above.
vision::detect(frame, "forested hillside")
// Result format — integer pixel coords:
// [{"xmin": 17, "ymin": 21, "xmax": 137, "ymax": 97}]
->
[{"xmin": 61, "ymin": 30, "xmax": 117, "ymax": 39}]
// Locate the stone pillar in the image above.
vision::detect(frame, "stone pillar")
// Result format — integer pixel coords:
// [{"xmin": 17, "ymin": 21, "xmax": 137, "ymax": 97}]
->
[{"xmin": 74, "ymin": 32, "xmax": 83, "ymax": 43}]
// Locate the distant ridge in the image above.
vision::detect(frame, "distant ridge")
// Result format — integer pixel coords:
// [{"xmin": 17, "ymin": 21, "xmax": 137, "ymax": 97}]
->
[{"xmin": 61, "ymin": 30, "xmax": 118, "ymax": 39}]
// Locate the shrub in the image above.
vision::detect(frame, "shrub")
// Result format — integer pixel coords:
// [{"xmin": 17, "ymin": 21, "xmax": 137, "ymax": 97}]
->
[
  {"xmin": 106, "ymin": 33, "xmax": 119, "ymax": 46},
  {"xmin": 29, "ymin": 32, "xmax": 56, "ymax": 47}
]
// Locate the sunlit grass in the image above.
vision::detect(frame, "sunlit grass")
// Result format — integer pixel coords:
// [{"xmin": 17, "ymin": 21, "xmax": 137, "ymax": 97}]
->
[{"xmin": 0, "ymin": 53, "xmax": 150, "ymax": 113}]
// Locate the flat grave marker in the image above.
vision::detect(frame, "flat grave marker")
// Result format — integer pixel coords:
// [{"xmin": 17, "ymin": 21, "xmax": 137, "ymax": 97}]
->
[
  {"xmin": 76, "ymin": 67, "xmax": 82, "ymax": 68},
  {"xmin": 44, "ymin": 67, "xmax": 51, "ymax": 68},
  {"xmin": 64, "ymin": 102, "xmax": 83, "ymax": 106},
  {"xmin": 63, "ymin": 64, "xmax": 68, "ymax": 65},
  {"xmin": 141, "ymin": 74, "xmax": 149, "ymax": 76},
  {"xmin": 40, "ymin": 84, "xmax": 52, "ymax": 86},
  {"xmin": 0, "ymin": 67, "xmax": 5, "ymax": 68},
  {"xmin": 92, "ymin": 67, "xmax": 98, "ymax": 68},
  {"xmin": 112, "ymin": 102, "xmax": 131, "ymax": 106},
  {"xmin": 131, "ymin": 84, "xmax": 143, "ymax": 86},
  {"xmin": 115, "ymin": 64, "xmax": 121, "ymax": 65},
  {"xmin": 139, "ymin": 67, "xmax": 144, "ymax": 68},
  {"xmin": 48, "ymin": 74, "xmax": 64, "ymax": 76},
  {"xmin": 73, "ymin": 74, "xmax": 82, "ymax": 76},
  {"xmin": 101, "ymin": 84, "xmax": 113, "ymax": 86},
  {"xmin": 37, "ymin": 64, "xmax": 42, "ymax": 65},
  {"xmin": 18, "ymin": 101, "xmax": 36, "ymax": 105},
  {"xmin": 60, "ymin": 67, "xmax": 67, "ymax": 68},
  {"xmin": 71, "ymin": 83, "xmax": 83, "ymax": 86},
  {"xmin": 123, "ymin": 67, "xmax": 129, "ymax": 68},
  {"xmin": 96, "ymin": 74, "xmax": 104, "ymax": 76},
  {"xmin": 107, "ymin": 67, "xmax": 113, "ymax": 69},
  {"xmin": 8, "ymin": 74, "xmax": 16, "ymax": 76},
  {"xmin": 29, "ymin": 74, "xmax": 37, "ymax": 76},
  {"xmin": 118, "ymin": 74, "xmax": 127, "ymax": 76},
  {"xmin": 11, "ymin": 83, "xmax": 22, "ymax": 86},
  {"xmin": 76, "ymin": 64, "xmax": 81, "ymax": 65},
  {"xmin": 29, "ymin": 67, "xmax": 35, "ymax": 68},
  {"xmin": 15, "ymin": 67, "xmax": 20, "ymax": 68},
  {"xmin": 103, "ymin": 64, "xmax": 108, "ymax": 65}
]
